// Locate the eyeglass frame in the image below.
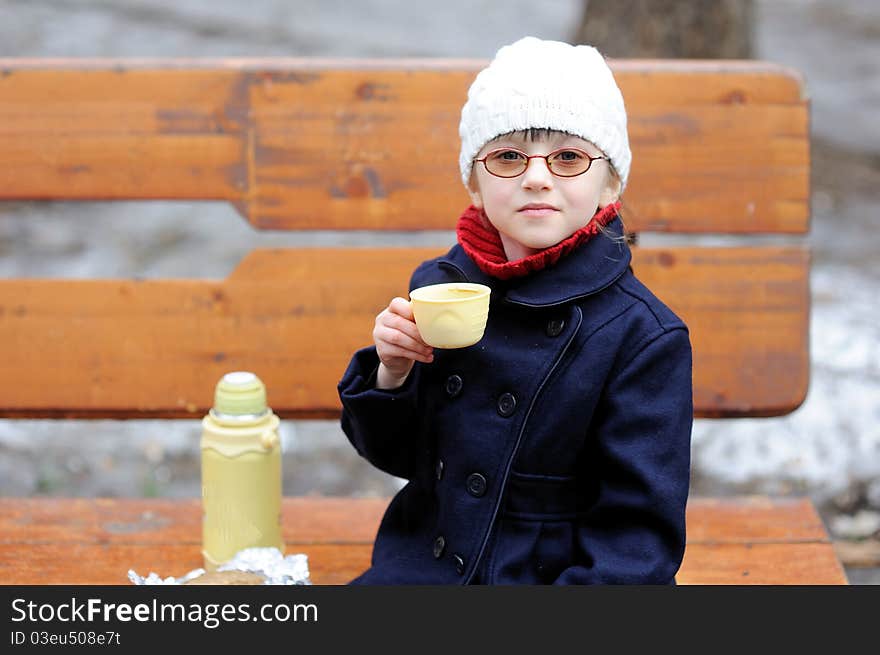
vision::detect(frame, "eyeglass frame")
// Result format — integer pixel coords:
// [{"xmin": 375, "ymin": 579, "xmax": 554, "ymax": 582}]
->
[{"xmin": 473, "ymin": 146, "xmax": 609, "ymax": 179}]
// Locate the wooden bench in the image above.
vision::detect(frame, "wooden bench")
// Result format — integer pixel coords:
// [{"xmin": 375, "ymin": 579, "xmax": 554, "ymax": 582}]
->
[{"xmin": 0, "ymin": 57, "xmax": 848, "ymax": 584}]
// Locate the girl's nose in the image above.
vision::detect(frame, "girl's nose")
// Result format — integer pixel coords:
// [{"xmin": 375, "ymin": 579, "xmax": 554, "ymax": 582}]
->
[{"xmin": 521, "ymin": 156, "xmax": 553, "ymax": 190}]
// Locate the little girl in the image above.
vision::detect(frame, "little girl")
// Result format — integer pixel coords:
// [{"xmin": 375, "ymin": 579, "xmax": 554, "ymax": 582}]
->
[{"xmin": 338, "ymin": 37, "xmax": 693, "ymax": 584}]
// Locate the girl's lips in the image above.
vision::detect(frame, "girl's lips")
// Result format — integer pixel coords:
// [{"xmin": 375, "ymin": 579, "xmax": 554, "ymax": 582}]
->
[{"xmin": 518, "ymin": 206, "xmax": 559, "ymax": 217}]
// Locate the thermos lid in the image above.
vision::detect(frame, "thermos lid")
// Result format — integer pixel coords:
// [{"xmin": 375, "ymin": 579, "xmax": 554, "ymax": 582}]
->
[{"xmin": 212, "ymin": 371, "xmax": 268, "ymax": 416}]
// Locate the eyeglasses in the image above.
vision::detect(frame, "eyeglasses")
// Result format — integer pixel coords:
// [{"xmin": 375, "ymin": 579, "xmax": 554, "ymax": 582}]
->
[{"xmin": 473, "ymin": 147, "xmax": 608, "ymax": 178}]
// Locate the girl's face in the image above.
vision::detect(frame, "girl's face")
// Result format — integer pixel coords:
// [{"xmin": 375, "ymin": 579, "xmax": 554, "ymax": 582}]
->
[{"xmin": 468, "ymin": 132, "xmax": 620, "ymax": 262}]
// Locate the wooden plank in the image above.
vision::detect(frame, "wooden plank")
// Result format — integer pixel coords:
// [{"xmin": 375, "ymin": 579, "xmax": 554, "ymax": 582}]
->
[
  {"xmin": 0, "ymin": 540, "xmax": 848, "ymax": 585},
  {"xmin": 0, "ymin": 135, "xmax": 243, "ymax": 199},
  {"xmin": 0, "ymin": 496, "xmax": 847, "ymax": 585},
  {"xmin": 0, "ymin": 61, "xmax": 808, "ymax": 233},
  {"xmin": 0, "ymin": 543, "xmax": 371, "ymax": 585},
  {"xmin": 0, "ymin": 497, "xmax": 829, "ymax": 546},
  {"xmin": 0, "ymin": 541, "xmax": 847, "ymax": 585},
  {"xmin": 677, "ymin": 544, "xmax": 847, "ymax": 585},
  {"xmin": 0, "ymin": 498, "xmax": 386, "ymax": 545},
  {"xmin": 0, "ymin": 246, "xmax": 808, "ymax": 418},
  {"xmin": 0, "ymin": 69, "xmax": 246, "ymax": 199},
  {"xmin": 685, "ymin": 497, "xmax": 830, "ymax": 544},
  {"xmin": 634, "ymin": 247, "xmax": 810, "ymax": 417},
  {"xmin": 682, "ymin": 498, "xmax": 849, "ymax": 584}
]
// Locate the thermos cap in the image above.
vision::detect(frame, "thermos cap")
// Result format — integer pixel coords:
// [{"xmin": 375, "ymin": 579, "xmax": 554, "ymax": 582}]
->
[{"xmin": 213, "ymin": 371, "xmax": 268, "ymax": 416}]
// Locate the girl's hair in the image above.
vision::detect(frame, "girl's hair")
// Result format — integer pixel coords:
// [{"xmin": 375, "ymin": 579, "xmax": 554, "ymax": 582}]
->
[
  {"xmin": 492, "ymin": 127, "xmax": 557, "ymax": 143},
  {"xmin": 597, "ymin": 166, "xmax": 636, "ymax": 246},
  {"xmin": 597, "ymin": 201, "xmax": 636, "ymax": 246}
]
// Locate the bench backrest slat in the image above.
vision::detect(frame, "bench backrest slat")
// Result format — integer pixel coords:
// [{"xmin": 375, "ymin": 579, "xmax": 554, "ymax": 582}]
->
[
  {"xmin": 0, "ymin": 61, "xmax": 808, "ymax": 233},
  {"xmin": 0, "ymin": 246, "xmax": 807, "ymax": 419}
]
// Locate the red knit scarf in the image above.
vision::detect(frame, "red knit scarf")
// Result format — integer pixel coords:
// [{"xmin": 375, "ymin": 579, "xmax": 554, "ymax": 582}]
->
[{"xmin": 456, "ymin": 201, "xmax": 621, "ymax": 280}]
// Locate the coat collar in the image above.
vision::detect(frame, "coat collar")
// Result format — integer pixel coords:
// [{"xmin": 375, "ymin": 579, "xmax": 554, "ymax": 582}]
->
[{"xmin": 436, "ymin": 216, "xmax": 632, "ymax": 308}]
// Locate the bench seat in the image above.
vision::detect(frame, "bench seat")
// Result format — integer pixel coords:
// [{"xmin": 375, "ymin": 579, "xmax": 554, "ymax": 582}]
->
[{"xmin": 0, "ymin": 497, "xmax": 847, "ymax": 584}]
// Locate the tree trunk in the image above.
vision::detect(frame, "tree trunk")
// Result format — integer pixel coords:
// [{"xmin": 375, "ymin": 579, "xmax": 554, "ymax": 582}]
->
[{"xmin": 573, "ymin": 0, "xmax": 754, "ymax": 58}]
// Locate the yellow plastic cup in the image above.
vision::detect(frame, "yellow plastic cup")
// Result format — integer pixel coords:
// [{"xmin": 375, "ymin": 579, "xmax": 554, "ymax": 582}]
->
[{"xmin": 409, "ymin": 282, "xmax": 491, "ymax": 349}]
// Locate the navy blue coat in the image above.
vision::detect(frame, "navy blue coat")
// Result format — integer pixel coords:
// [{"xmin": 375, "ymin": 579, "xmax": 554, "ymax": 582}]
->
[{"xmin": 338, "ymin": 216, "xmax": 693, "ymax": 584}]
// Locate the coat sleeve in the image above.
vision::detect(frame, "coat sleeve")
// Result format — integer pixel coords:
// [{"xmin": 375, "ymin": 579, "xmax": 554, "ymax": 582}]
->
[
  {"xmin": 336, "ymin": 258, "xmax": 444, "ymax": 482},
  {"xmin": 553, "ymin": 326, "xmax": 693, "ymax": 585},
  {"xmin": 337, "ymin": 346, "xmax": 424, "ymax": 481}
]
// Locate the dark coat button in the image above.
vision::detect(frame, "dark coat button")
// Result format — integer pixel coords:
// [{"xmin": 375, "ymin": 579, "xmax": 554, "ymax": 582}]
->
[
  {"xmin": 497, "ymin": 392, "xmax": 517, "ymax": 417},
  {"xmin": 546, "ymin": 318, "xmax": 565, "ymax": 337},
  {"xmin": 445, "ymin": 374, "xmax": 463, "ymax": 398},
  {"xmin": 435, "ymin": 459, "xmax": 445, "ymax": 481},
  {"xmin": 466, "ymin": 472, "xmax": 487, "ymax": 497},
  {"xmin": 433, "ymin": 536, "xmax": 446, "ymax": 559},
  {"xmin": 453, "ymin": 554, "xmax": 466, "ymax": 575}
]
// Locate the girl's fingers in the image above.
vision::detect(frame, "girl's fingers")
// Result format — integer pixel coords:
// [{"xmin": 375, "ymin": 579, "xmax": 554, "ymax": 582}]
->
[
  {"xmin": 386, "ymin": 313, "xmax": 431, "ymax": 352},
  {"xmin": 380, "ymin": 344, "xmax": 434, "ymax": 364},
  {"xmin": 376, "ymin": 306, "xmax": 432, "ymax": 354},
  {"xmin": 388, "ymin": 296, "xmax": 416, "ymax": 321},
  {"xmin": 375, "ymin": 324, "xmax": 433, "ymax": 360}
]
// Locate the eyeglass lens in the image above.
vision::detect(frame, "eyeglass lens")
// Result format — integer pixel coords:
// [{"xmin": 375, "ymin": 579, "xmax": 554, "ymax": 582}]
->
[{"xmin": 482, "ymin": 148, "xmax": 597, "ymax": 178}]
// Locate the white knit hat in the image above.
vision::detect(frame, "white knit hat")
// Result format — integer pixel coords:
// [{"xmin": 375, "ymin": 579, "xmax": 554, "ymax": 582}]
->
[{"xmin": 459, "ymin": 36, "xmax": 631, "ymax": 190}]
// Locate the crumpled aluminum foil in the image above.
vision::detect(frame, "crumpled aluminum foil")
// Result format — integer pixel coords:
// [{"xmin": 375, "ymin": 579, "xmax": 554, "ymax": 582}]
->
[{"xmin": 128, "ymin": 547, "xmax": 311, "ymax": 585}]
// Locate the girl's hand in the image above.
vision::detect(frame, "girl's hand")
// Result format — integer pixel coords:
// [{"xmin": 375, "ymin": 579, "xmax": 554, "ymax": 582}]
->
[{"xmin": 373, "ymin": 297, "xmax": 434, "ymax": 389}]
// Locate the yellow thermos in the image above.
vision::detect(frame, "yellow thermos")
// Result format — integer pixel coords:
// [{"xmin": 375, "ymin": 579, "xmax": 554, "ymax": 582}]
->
[{"xmin": 200, "ymin": 371, "xmax": 284, "ymax": 570}]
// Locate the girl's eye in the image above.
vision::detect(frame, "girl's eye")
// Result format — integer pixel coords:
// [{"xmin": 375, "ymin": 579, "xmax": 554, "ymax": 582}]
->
[
  {"xmin": 494, "ymin": 150, "xmax": 525, "ymax": 161},
  {"xmin": 554, "ymin": 150, "xmax": 584, "ymax": 162}
]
